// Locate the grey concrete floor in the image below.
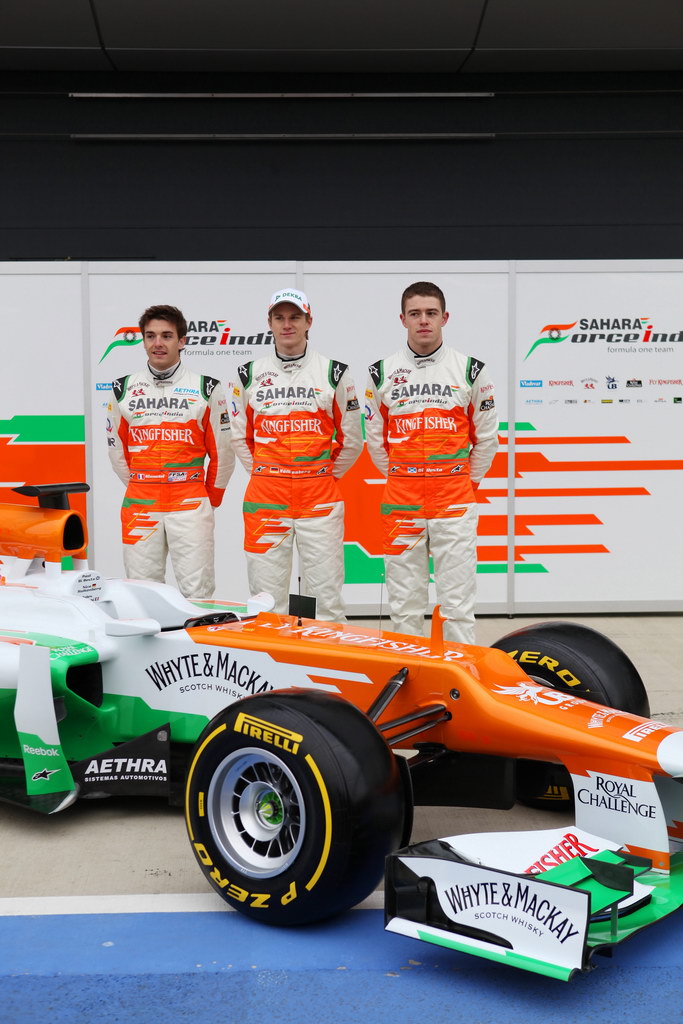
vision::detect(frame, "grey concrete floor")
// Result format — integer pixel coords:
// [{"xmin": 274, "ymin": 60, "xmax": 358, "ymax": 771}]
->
[{"xmin": 1, "ymin": 614, "xmax": 681, "ymax": 900}]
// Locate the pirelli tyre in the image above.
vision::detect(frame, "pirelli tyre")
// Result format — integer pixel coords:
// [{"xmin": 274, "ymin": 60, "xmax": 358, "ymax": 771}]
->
[
  {"xmin": 492, "ymin": 621, "xmax": 649, "ymax": 811},
  {"xmin": 185, "ymin": 689, "xmax": 408, "ymax": 925}
]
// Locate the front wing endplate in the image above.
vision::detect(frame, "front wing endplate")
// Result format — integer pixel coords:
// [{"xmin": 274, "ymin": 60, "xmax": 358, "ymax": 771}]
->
[{"xmin": 385, "ymin": 828, "xmax": 683, "ymax": 980}]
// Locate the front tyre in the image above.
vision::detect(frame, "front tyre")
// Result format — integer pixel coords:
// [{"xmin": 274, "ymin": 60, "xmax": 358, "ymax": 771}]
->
[
  {"xmin": 185, "ymin": 690, "xmax": 407, "ymax": 925},
  {"xmin": 492, "ymin": 621, "xmax": 649, "ymax": 809}
]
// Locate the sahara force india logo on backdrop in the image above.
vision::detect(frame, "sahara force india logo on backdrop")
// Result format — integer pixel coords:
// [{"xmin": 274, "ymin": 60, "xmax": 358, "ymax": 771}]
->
[
  {"xmin": 525, "ymin": 317, "xmax": 683, "ymax": 360},
  {"xmin": 99, "ymin": 320, "xmax": 274, "ymax": 362}
]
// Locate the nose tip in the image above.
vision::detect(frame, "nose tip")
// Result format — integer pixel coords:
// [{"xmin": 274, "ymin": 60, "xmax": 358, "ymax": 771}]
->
[{"xmin": 657, "ymin": 731, "xmax": 683, "ymax": 776}]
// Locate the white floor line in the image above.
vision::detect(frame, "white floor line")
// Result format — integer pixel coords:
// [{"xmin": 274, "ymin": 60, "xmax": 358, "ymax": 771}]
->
[{"xmin": 0, "ymin": 890, "xmax": 384, "ymax": 917}]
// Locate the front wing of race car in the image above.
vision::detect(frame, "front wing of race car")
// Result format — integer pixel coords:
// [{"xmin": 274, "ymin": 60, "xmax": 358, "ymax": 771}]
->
[{"xmin": 386, "ymin": 826, "xmax": 683, "ymax": 980}]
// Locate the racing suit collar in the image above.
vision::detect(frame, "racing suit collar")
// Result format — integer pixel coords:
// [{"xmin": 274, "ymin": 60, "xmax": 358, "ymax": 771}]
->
[
  {"xmin": 274, "ymin": 344, "xmax": 311, "ymax": 372},
  {"xmin": 405, "ymin": 341, "xmax": 445, "ymax": 368},
  {"xmin": 145, "ymin": 360, "xmax": 185, "ymax": 387},
  {"xmin": 148, "ymin": 359, "xmax": 182, "ymax": 380}
]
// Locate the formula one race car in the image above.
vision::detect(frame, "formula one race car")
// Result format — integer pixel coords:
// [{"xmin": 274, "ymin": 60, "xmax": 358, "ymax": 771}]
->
[{"xmin": 2, "ymin": 483, "xmax": 683, "ymax": 981}]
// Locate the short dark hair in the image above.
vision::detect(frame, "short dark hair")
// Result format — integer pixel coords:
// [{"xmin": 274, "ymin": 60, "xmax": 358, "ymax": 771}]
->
[
  {"xmin": 401, "ymin": 281, "xmax": 446, "ymax": 315},
  {"xmin": 138, "ymin": 304, "xmax": 188, "ymax": 339}
]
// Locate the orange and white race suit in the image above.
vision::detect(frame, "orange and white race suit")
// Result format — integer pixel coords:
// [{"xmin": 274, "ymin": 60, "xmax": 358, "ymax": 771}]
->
[
  {"xmin": 231, "ymin": 347, "xmax": 363, "ymax": 619},
  {"xmin": 107, "ymin": 363, "xmax": 234, "ymax": 598},
  {"xmin": 365, "ymin": 343, "xmax": 499, "ymax": 643}
]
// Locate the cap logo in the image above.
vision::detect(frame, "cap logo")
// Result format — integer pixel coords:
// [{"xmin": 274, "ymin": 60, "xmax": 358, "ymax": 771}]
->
[{"xmin": 268, "ymin": 289, "xmax": 311, "ymax": 315}]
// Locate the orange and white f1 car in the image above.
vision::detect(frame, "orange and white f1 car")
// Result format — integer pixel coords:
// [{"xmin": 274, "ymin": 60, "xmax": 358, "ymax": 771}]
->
[{"xmin": 1, "ymin": 483, "xmax": 683, "ymax": 980}]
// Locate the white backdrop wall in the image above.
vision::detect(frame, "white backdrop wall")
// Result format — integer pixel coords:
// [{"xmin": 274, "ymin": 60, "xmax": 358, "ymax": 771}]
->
[
  {"xmin": 0, "ymin": 263, "xmax": 88, "ymax": 526},
  {"xmin": 1, "ymin": 260, "xmax": 681, "ymax": 615}
]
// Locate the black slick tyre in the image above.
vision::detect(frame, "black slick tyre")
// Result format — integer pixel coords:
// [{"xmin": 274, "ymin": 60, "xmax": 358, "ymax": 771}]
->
[
  {"xmin": 492, "ymin": 621, "xmax": 649, "ymax": 810},
  {"xmin": 185, "ymin": 689, "xmax": 407, "ymax": 925}
]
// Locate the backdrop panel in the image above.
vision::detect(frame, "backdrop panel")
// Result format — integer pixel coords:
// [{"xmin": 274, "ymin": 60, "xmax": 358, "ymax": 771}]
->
[
  {"xmin": 1, "ymin": 259, "xmax": 680, "ymax": 617},
  {"xmin": 88, "ymin": 262, "xmax": 298, "ymax": 599},
  {"xmin": 0, "ymin": 265, "xmax": 87, "ymax": 533},
  {"xmin": 301, "ymin": 262, "xmax": 510, "ymax": 612},
  {"xmin": 514, "ymin": 265, "xmax": 683, "ymax": 610}
]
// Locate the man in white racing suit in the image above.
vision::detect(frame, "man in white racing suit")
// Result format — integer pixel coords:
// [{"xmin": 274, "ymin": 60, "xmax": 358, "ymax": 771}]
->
[
  {"xmin": 108, "ymin": 304, "xmax": 234, "ymax": 599},
  {"xmin": 231, "ymin": 288, "xmax": 363, "ymax": 620},
  {"xmin": 365, "ymin": 282, "xmax": 498, "ymax": 644}
]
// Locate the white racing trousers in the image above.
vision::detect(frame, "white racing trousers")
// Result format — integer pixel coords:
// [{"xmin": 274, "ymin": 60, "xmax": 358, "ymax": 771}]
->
[
  {"xmin": 384, "ymin": 503, "xmax": 479, "ymax": 645},
  {"xmin": 246, "ymin": 502, "xmax": 346, "ymax": 622},
  {"xmin": 122, "ymin": 498, "xmax": 215, "ymax": 600}
]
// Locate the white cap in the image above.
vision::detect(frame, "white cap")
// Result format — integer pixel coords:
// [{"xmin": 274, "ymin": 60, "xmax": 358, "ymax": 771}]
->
[{"xmin": 268, "ymin": 288, "xmax": 311, "ymax": 316}]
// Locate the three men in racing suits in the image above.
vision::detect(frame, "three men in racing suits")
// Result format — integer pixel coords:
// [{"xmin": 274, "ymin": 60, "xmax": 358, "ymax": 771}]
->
[
  {"xmin": 107, "ymin": 304, "xmax": 234, "ymax": 599},
  {"xmin": 231, "ymin": 288, "xmax": 363, "ymax": 620},
  {"xmin": 365, "ymin": 282, "xmax": 498, "ymax": 644}
]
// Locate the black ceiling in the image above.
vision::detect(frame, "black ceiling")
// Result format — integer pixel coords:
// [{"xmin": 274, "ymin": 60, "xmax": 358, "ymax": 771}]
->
[{"xmin": 1, "ymin": 0, "xmax": 682, "ymax": 75}]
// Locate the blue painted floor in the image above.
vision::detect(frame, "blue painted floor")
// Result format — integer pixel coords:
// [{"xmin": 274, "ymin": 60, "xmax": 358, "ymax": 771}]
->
[{"xmin": 1, "ymin": 907, "xmax": 682, "ymax": 1024}]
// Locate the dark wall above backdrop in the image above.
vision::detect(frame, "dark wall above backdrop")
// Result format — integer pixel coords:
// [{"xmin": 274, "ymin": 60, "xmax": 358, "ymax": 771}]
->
[
  {"xmin": 1, "ymin": 0, "xmax": 682, "ymax": 261},
  {"xmin": 2, "ymin": 0, "xmax": 682, "ymax": 74}
]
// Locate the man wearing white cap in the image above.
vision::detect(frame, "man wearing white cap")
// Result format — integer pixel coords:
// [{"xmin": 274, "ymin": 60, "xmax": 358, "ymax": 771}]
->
[{"xmin": 231, "ymin": 288, "xmax": 363, "ymax": 620}]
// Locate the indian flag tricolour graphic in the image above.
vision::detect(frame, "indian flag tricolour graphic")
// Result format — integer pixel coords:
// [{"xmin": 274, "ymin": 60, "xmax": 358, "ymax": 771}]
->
[
  {"xmin": 99, "ymin": 327, "xmax": 143, "ymax": 364},
  {"xmin": 524, "ymin": 322, "xmax": 577, "ymax": 360}
]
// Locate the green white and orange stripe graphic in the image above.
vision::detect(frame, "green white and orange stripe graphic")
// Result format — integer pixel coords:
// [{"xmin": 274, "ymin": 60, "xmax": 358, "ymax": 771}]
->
[
  {"xmin": 0, "ymin": 416, "xmax": 87, "ymax": 518},
  {"xmin": 339, "ymin": 423, "xmax": 683, "ymax": 581}
]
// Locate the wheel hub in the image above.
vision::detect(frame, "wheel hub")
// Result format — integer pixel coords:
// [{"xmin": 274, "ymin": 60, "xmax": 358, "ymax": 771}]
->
[
  {"xmin": 206, "ymin": 747, "xmax": 306, "ymax": 878},
  {"xmin": 255, "ymin": 788, "xmax": 284, "ymax": 827}
]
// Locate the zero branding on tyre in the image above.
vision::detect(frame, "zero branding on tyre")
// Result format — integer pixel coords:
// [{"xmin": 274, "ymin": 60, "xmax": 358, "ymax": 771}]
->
[{"xmin": 502, "ymin": 649, "xmax": 582, "ymax": 688}]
